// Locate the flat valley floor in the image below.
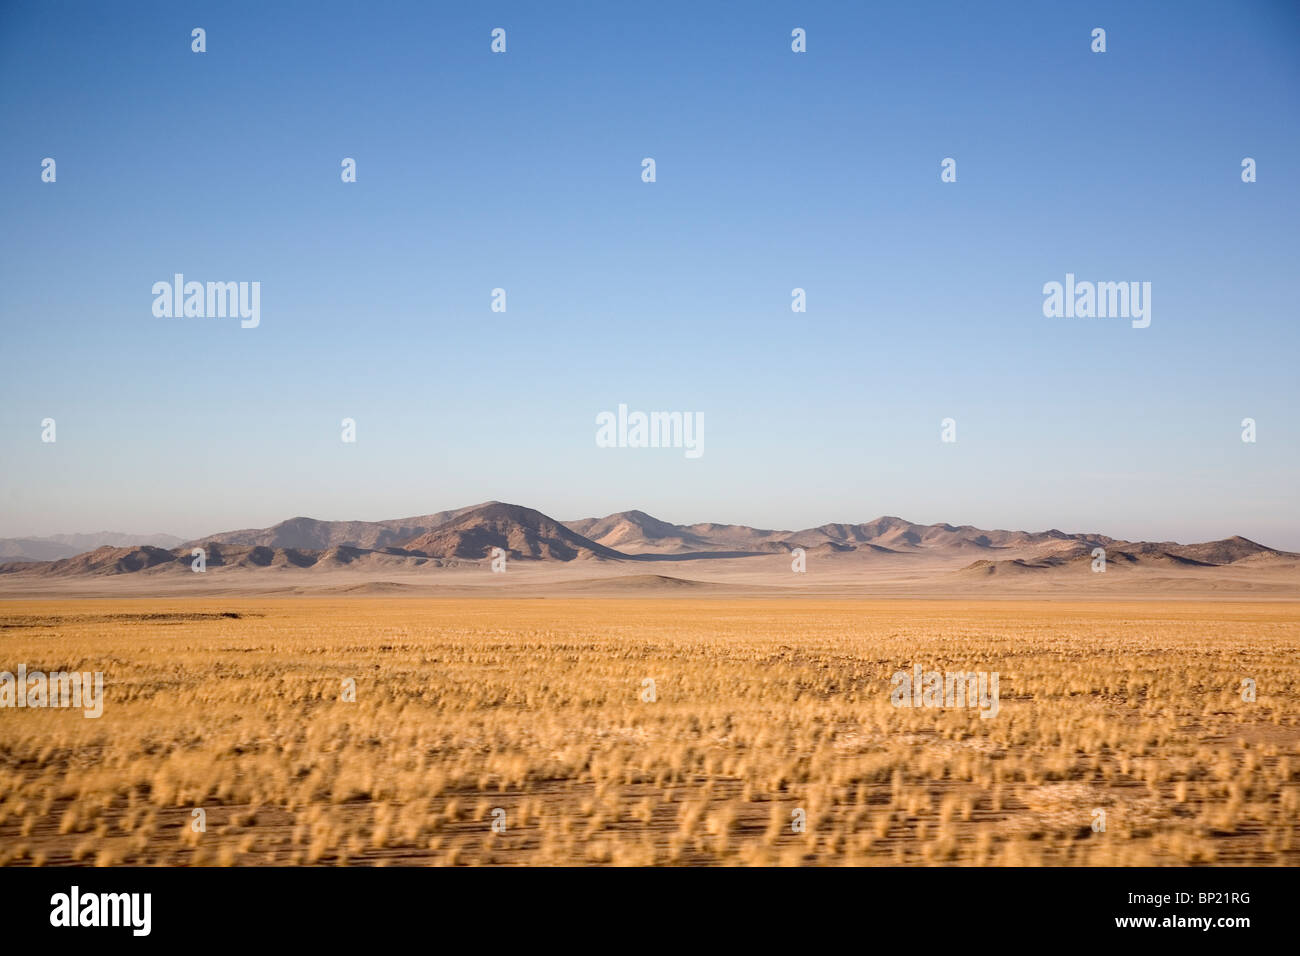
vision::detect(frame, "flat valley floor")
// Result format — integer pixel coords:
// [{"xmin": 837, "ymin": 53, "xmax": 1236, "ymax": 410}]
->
[{"xmin": 1, "ymin": 597, "xmax": 1297, "ymax": 866}]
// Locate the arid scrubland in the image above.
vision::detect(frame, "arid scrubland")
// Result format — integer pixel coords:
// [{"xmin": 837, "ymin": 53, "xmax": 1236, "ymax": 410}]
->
[{"xmin": 1, "ymin": 598, "xmax": 1297, "ymax": 866}]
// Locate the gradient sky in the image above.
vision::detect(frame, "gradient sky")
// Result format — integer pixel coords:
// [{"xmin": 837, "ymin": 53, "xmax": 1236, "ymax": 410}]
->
[{"xmin": 1, "ymin": 0, "xmax": 1298, "ymax": 548}]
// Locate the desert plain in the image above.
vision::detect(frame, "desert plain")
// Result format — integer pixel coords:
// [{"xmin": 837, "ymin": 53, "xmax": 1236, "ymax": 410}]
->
[{"xmin": 1, "ymin": 593, "xmax": 1297, "ymax": 866}]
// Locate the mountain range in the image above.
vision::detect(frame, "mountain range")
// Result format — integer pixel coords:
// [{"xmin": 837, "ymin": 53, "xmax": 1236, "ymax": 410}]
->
[
  {"xmin": 0, "ymin": 531, "xmax": 184, "ymax": 563},
  {"xmin": 0, "ymin": 501, "xmax": 1292, "ymax": 580}
]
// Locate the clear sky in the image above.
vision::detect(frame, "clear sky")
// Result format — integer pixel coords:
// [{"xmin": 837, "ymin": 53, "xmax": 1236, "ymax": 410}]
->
[{"xmin": 1, "ymin": 1, "xmax": 1297, "ymax": 548}]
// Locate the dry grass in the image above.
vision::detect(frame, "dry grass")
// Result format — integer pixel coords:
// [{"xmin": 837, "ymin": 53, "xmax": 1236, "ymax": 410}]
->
[{"xmin": 1, "ymin": 598, "xmax": 1297, "ymax": 866}]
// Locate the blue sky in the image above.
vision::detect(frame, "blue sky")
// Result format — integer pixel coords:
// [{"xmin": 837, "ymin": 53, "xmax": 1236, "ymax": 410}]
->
[{"xmin": 1, "ymin": 1, "xmax": 1297, "ymax": 547}]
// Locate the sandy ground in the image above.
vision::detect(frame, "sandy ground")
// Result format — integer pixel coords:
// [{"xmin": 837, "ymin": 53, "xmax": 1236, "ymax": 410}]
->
[{"xmin": 0, "ymin": 549, "xmax": 1295, "ymax": 601}]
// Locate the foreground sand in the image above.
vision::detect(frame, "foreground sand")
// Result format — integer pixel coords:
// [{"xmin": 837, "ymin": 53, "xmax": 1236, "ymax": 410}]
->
[{"xmin": 1, "ymin": 597, "xmax": 1297, "ymax": 865}]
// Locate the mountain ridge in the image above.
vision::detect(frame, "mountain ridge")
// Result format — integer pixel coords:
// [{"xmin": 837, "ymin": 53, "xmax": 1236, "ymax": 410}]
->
[
  {"xmin": 0, "ymin": 532, "xmax": 185, "ymax": 563},
  {"xmin": 0, "ymin": 501, "xmax": 1292, "ymax": 581}
]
